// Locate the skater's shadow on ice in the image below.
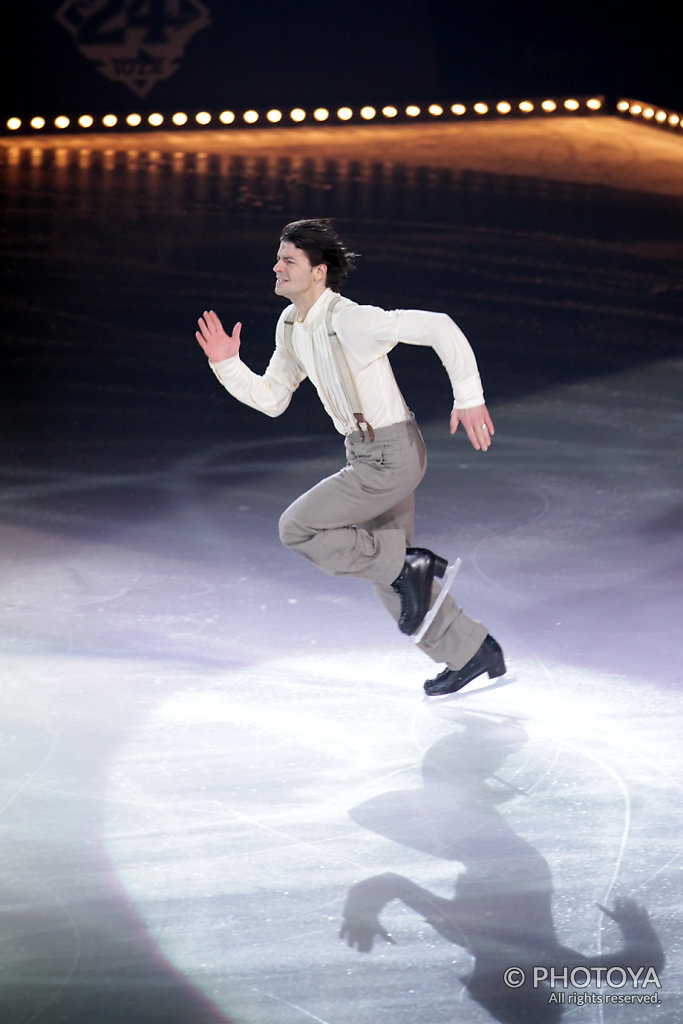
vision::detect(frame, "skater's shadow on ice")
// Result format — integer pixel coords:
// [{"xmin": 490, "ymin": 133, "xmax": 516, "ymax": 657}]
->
[{"xmin": 340, "ymin": 713, "xmax": 663, "ymax": 1023}]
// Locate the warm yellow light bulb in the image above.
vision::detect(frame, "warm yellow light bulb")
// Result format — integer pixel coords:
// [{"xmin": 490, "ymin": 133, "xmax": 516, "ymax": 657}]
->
[
  {"xmin": 172, "ymin": 112, "xmax": 188, "ymax": 126},
  {"xmin": 496, "ymin": 101, "xmax": 511, "ymax": 114},
  {"xmin": 243, "ymin": 110, "xmax": 259, "ymax": 123},
  {"xmin": 405, "ymin": 105, "xmax": 420, "ymax": 117},
  {"xmin": 337, "ymin": 107, "xmax": 353, "ymax": 121},
  {"xmin": 451, "ymin": 104, "xmax": 466, "ymax": 116},
  {"xmin": 31, "ymin": 116, "xmax": 46, "ymax": 129},
  {"xmin": 102, "ymin": 114, "xmax": 118, "ymax": 127},
  {"xmin": 382, "ymin": 106, "xmax": 398, "ymax": 118},
  {"xmin": 7, "ymin": 117, "xmax": 21, "ymax": 130},
  {"xmin": 127, "ymin": 113, "xmax": 142, "ymax": 126},
  {"xmin": 267, "ymin": 109, "xmax": 282, "ymax": 123},
  {"xmin": 55, "ymin": 116, "xmax": 70, "ymax": 129},
  {"xmin": 428, "ymin": 104, "xmax": 444, "ymax": 116},
  {"xmin": 564, "ymin": 99, "xmax": 580, "ymax": 110},
  {"xmin": 313, "ymin": 108, "xmax": 329, "ymax": 121},
  {"xmin": 519, "ymin": 101, "xmax": 534, "ymax": 113},
  {"xmin": 360, "ymin": 106, "xmax": 376, "ymax": 120},
  {"xmin": 148, "ymin": 113, "xmax": 163, "ymax": 126},
  {"xmin": 541, "ymin": 99, "xmax": 557, "ymax": 112},
  {"xmin": 290, "ymin": 108, "xmax": 306, "ymax": 122},
  {"xmin": 219, "ymin": 110, "xmax": 235, "ymax": 124},
  {"xmin": 473, "ymin": 103, "xmax": 488, "ymax": 115},
  {"xmin": 196, "ymin": 111, "xmax": 211, "ymax": 125},
  {"xmin": 586, "ymin": 98, "xmax": 602, "ymax": 110},
  {"xmin": 78, "ymin": 115, "xmax": 94, "ymax": 128},
  {"xmin": 655, "ymin": 110, "xmax": 667, "ymax": 122},
  {"xmin": 617, "ymin": 100, "xmax": 629, "ymax": 112}
]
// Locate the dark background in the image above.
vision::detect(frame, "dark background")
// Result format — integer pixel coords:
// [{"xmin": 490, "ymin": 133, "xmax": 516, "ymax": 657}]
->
[
  {"xmin": 3, "ymin": 139, "xmax": 682, "ymax": 476},
  {"xmin": 2, "ymin": 0, "xmax": 683, "ymax": 120}
]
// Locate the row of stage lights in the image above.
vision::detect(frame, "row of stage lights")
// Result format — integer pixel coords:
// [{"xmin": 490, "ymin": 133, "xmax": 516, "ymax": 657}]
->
[
  {"xmin": 6, "ymin": 97, "xmax": 606, "ymax": 133},
  {"xmin": 5, "ymin": 97, "xmax": 682, "ymax": 136},
  {"xmin": 616, "ymin": 99, "xmax": 683, "ymax": 129}
]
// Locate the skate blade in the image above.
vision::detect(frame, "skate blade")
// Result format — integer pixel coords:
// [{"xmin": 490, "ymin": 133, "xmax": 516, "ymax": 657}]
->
[{"xmin": 412, "ymin": 558, "xmax": 462, "ymax": 644}]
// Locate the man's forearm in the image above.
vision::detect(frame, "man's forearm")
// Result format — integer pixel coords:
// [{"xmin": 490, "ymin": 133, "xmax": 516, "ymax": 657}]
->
[{"xmin": 209, "ymin": 355, "xmax": 290, "ymax": 417}]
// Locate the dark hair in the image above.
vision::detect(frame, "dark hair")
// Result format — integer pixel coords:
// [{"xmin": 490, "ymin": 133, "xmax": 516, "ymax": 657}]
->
[{"xmin": 280, "ymin": 218, "xmax": 358, "ymax": 292}]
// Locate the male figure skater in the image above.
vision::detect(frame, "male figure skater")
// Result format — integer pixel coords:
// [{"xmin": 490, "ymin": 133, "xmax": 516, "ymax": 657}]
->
[{"xmin": 195, "ymin": 219, "xmax": 505, "ymax": 696}]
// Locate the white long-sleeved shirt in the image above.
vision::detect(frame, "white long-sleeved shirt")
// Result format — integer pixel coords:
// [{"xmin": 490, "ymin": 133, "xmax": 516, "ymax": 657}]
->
[{"xmin": 209, "ymin": 288, "xmax": 485, "ymax": 436}]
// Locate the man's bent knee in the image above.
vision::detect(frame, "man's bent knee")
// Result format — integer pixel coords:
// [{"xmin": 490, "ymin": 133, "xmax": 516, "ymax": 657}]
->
[{"xmin": 278, "ymin": 506, "xmax": 309, "ymax": 550}]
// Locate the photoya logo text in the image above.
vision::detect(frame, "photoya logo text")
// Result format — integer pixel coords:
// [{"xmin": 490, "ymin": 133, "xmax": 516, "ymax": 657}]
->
[
  {"xmin": 56, "ymin": 0, "xmax": 211, "ymax": 97},
  {"xmin": 504, "ymin": 965, "xmax": 662, "ymax": 990},
  {"xmin": 533, "ymin": 966, "xmax": 661, "ymax": 989}
]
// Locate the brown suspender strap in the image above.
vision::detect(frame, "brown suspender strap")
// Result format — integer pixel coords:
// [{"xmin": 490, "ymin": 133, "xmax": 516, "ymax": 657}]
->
[{"xmin": 283, "ymin": 296, "xmax": 375, "ymax": 442}]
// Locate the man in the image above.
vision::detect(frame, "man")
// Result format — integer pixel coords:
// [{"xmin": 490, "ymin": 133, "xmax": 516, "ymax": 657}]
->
[{"xmin": 195, "ymin": 219, "xmax": 505, "ymax": 696}]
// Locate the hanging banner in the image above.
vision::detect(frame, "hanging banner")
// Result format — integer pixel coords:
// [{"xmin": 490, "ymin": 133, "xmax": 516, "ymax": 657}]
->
[{"xmin": 55, "ymin": 0, "xmax": 211, "ymax": 97}]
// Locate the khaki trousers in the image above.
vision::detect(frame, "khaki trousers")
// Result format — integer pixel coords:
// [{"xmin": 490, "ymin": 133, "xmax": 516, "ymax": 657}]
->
[{"xmin": 278, "ymin": 418, "xmax": 487, "ymax": 670}]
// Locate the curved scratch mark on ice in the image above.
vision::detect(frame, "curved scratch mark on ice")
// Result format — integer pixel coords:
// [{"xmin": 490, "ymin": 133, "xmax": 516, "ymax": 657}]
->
[{"xmin": 249, "ymin": 988, "xmax": 333, "ymax": 1023}]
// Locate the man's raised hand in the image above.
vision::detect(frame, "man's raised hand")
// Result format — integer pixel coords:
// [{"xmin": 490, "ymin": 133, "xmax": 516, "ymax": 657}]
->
[{"xmin": 196, "ymin": 310, "xmax": 241, "ymax": 362}]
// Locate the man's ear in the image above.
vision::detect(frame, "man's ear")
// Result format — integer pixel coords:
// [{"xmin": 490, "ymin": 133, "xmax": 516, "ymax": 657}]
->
[{"xmin": 314, "ymin": 263, "xmax": 328, "ymax": 282}]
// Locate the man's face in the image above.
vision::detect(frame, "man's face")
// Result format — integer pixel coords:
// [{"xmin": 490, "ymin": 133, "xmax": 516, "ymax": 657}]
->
[{"xmin": 273, "ymin": 241, "xmax": 326, "ymax": 303}]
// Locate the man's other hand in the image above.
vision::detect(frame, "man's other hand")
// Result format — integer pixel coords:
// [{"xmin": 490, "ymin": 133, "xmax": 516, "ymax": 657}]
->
[{"xmin": 451, "ymin": 404, "xmax": 495, "ymax": 451}]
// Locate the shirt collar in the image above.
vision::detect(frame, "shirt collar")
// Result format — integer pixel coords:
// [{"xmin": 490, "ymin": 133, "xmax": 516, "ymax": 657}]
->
[{"xmin": 296, "ymin": 287, "xmax": 335, "ymax": 328}]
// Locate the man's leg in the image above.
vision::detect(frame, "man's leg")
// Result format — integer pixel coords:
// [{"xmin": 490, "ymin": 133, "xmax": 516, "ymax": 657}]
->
[
  {"xmin": 278, "ymin": 420, "xmax": 426, "ymax": 587},
  {"xmin": 367, "ymin": 499, "xmax": 487, "ymax": 672},
  {"xmin": 280, "ymin": 419, "xmax": 488, "ymax": 672}
]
